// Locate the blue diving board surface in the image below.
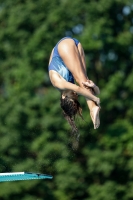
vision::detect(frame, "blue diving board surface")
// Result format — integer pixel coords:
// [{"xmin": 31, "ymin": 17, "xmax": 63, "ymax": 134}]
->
[{"xmin": 0, "ymin": 172, "xmax": 53, "ymax": 182}]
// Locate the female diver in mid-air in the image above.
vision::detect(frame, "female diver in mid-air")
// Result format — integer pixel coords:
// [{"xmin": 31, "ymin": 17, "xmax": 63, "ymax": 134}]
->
[{"xmin": 48, "ymin": 37, "xmax": 100, "ymax": 133}]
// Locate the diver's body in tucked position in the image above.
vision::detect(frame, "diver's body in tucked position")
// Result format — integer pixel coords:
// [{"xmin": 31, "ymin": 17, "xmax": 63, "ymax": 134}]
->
[{"xmin": 48, "ymin": 37, "xmax": 100, "ymax": 132}]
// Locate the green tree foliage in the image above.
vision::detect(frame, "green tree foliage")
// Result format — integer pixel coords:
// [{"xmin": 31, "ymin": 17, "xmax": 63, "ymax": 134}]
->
[{"xmin": 0, "ymin": 0, "xmax": 133, "ymax": 199}]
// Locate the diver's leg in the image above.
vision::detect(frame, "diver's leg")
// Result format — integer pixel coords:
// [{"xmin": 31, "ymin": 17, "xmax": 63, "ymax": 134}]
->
[
  {"xmin": 77, "ymin": 43, "xmax": 100, "ymax": 129},
  {"xmin": 58, "ymin": 38, "xmax": 100, "ymax": 129}
]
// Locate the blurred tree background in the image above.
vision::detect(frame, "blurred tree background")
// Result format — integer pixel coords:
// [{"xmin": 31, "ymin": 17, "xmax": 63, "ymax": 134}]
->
[{"xmin": 0, "ymin": 0, "xmax": 133, "ymax": 199}]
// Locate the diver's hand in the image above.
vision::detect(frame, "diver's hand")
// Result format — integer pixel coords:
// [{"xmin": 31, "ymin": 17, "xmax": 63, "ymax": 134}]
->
[
  {"xmin": 82, "ymin": 80, "xmax": 96, "ymax": 88},
  {"xmin": 82, "ymin": 80, "xmax": 100, "ymax": 95}
]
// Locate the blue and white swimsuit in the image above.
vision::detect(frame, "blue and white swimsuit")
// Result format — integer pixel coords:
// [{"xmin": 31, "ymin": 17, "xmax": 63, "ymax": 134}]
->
[{"xmin": 48, "ymin": 37, "xmax": 79, "ymax": 84}]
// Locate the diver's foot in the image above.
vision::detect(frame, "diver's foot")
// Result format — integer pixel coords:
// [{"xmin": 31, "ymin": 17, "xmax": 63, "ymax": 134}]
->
[{"xmin": 90, "ymin": 106, "xmax": 100, "ymax": 129}]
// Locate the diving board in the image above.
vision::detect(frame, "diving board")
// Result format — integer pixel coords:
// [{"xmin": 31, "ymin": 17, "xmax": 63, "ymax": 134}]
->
[{"xmin": 0, "ymin": 172, "xmax": 53, "ymax": 182}]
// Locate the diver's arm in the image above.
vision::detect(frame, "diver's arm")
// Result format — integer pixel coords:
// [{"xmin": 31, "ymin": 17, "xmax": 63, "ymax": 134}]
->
[{"xmin": 49, "ymin": 70, "xmax": 100, "ymax": 106}]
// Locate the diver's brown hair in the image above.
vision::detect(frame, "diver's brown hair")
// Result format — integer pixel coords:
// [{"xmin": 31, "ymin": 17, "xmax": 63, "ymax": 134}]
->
[{"xmin": 60, "ymin": 95, "xmax": 83, "ymax": 134}]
